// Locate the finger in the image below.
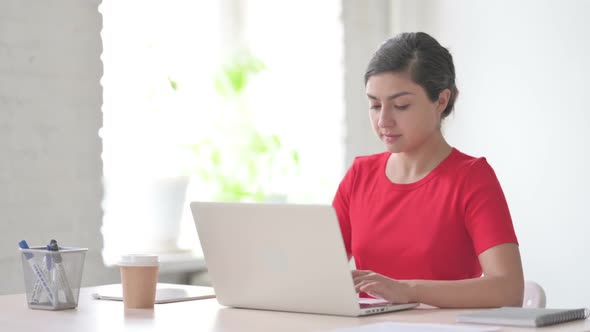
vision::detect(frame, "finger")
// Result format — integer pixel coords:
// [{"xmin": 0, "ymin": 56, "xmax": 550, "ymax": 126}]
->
[
  {"xmin": 359, "ymin": 281, "xmax": 379, "ymax": 292},
  {"xmin": 361, "ymin": 282, "xmax": 396, "ymax": 302},
  {"xmin": 351, "ymin": 270, "xmax": 373, "ymax": 277},
  {"xmin": 353, "ymin": 272, "xmax": 379, "ymax": 284},
  {"xmin": 360, "ymin": 282, "xmax": 385, "ymax": 299},
  {"xmin": 354, "ymin": 279, "xmax": 375, "ymax": 293},
  {"xmin": 355, "ymin": 279, "xmax": 380, "ymax": 293},
  {"xmin": 354, "ymin": 279, "xmax": 367, "ymax": 292}
]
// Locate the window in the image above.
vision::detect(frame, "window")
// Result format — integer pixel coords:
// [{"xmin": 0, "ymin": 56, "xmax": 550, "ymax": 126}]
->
[{"xmin": 100, "ymin": 0, "xmax": 344, "ymax": 265}]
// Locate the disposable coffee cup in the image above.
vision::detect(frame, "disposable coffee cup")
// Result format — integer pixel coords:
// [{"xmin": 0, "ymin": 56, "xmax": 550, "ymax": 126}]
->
[{"xmin": 118, "ymin": 254, "xmax": 159, "ymax": 309}]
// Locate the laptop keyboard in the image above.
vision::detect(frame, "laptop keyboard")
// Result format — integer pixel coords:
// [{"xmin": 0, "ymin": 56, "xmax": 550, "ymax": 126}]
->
[{"xmin": 358, "ymin": 298, "xmax": 391, "ymax": 309}]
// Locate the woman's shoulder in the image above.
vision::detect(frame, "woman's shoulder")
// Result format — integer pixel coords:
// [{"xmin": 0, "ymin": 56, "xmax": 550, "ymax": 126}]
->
[
  {"xmin": 450, "ymin": 148, "xmax": 491, "ymax": 168},
  {"xmin": 449, "ymin": 148, "xmax": 498, "ymax": 181}
]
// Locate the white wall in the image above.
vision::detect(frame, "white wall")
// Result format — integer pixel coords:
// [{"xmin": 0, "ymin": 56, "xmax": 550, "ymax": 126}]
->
[
  {"xmin": 342, "ymin": 0, "xmax": 393, "ymax": 167},
  {"xmin": 0, "ymin": 0, "xmax": 118, "ymax": 294},
  {"xmin": 392, "ymin": 0, "xmax": 590, "ymax": 307}
]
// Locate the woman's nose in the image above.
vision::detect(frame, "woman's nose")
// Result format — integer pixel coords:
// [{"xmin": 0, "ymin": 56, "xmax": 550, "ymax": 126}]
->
[{"xmin": 378, "ymin": 110, "xmax": 395, "ymax": 128}]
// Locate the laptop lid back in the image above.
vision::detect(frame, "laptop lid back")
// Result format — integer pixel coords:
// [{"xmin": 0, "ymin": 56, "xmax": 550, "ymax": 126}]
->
[{"xmin": 190, "ymin": 202, "xmax": 361, "ymax": 316}]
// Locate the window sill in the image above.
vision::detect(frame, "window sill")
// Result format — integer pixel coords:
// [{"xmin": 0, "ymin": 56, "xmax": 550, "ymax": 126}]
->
[{"xmin": 157, "ymin": 251, "xmax": 206, "ymax": 274}]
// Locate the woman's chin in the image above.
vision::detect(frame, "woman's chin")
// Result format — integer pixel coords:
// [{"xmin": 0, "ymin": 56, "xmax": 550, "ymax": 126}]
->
[{"xmin": 383, "ymin": 142, "xmax": 403, "ymax": 153}]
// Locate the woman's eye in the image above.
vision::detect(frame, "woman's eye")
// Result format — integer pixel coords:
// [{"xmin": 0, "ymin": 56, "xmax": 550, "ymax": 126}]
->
[
  {"xmin": 395, "ymin": 104, "xmax": 410, "ymax": 110},
  {"xmin": 370, "ymin": 104, "xmax": 381, "ymax": 110}
]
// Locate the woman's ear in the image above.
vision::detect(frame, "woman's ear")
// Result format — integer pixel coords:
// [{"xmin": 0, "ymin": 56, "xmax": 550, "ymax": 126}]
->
[{"xmin": 436, "ymin": 89, "xmax": 451, "ymax": 114}]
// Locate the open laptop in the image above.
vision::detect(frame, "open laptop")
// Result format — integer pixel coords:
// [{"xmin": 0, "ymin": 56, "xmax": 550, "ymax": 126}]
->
[{"xmin": 190, "ymin": 202, "xmax": 419, "ymax": 316}]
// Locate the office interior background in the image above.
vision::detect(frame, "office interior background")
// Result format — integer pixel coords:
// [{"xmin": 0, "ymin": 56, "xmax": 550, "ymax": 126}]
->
[{"xmin": 1, "ymin": 0, "xmax": 589, "ymax": 308}]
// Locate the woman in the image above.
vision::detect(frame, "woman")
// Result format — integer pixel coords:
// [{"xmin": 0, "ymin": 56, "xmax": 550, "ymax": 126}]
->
[{"xmin": 333, "ymin": 32, "xmax": 524, "ymax": 308}]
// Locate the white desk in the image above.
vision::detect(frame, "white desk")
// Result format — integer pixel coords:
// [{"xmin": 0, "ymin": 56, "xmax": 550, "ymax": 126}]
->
[{"xmin": 1, "ymin": 284, "xmax": 588, "ymax": 332}]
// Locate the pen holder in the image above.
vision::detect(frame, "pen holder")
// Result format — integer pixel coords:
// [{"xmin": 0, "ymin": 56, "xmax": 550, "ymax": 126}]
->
[{"xmin": 19, "ymin": 246, "xmax": 88, "ymax": 310}]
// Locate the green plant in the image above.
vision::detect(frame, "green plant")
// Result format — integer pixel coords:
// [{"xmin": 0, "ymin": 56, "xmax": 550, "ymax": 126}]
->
[{"xmin": 179, "ymin": 51, "xmax": 300, "ymax": 202}]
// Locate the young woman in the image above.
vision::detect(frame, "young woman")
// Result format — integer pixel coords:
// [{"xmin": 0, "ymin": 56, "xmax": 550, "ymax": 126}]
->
[{"xmin": 333, "ymin": 32, "xmax": 524, "ymax": 308}]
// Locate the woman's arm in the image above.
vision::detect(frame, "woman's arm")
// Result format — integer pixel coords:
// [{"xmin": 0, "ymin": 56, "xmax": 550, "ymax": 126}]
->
[{"xmin": 354, "ymin": 243, "xmax": 524, "ymax": 308}]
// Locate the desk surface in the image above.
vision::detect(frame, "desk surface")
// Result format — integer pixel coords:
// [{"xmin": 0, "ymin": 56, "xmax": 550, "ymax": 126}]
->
[{"xmin": 1, "ymin": 284, "xmax": 588, "ymax": 332}]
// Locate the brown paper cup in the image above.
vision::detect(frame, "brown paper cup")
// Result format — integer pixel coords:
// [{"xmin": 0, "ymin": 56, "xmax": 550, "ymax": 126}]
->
[{"xmin": 118, "ymin": 255, "xmax": 159, "ymax": 309}]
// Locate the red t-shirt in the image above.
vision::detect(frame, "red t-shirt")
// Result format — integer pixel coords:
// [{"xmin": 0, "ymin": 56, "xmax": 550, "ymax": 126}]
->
[{"xmin": 332, "ymin": 148, "xmax": 518, "ymax": 281}]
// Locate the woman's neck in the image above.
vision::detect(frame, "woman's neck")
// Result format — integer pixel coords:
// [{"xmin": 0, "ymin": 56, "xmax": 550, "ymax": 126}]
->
[{"xmin": 386, "ymin": 132, "xmax": 452, "ymax": 184}]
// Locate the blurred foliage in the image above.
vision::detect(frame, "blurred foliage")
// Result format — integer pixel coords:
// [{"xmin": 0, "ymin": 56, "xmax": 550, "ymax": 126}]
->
[
  {"xmin": 214, "ymin": 53, "xmax": 265, "ymax": 97},
  {"xmin": 179, "ymin": 51, "xmax": 299, "ymax": 202}
]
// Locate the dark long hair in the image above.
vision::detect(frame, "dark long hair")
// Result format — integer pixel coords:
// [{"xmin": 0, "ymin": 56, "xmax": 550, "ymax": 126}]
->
[{"xmin": 365, "ymin": 32, "xmax": 459, "ymax": 119}]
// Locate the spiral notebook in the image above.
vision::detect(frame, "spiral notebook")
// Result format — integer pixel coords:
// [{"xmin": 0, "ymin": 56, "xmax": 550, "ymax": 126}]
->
[{"xmin": 456, "ymin": 307, "xmax": 590, "ymax": 327}]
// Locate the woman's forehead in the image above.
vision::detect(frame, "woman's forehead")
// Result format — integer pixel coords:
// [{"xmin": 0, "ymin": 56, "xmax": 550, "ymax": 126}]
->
[{"xmin": 366, "ymin": 72, "xmax": 422, "ymax": 97}]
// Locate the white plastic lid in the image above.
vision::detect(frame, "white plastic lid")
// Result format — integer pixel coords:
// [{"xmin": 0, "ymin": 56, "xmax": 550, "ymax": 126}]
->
[{"xmin": 117, "ymin": 254, "xmax": 159, "ymax": 267}]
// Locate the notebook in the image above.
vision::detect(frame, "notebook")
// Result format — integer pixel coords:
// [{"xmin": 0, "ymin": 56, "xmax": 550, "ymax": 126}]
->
[
  {"xmin": 333, "ymin": 322, "xmax": 499, "ymax": 332},
  {"xmin": 92, "ymin": 283, "xmax": 216, "ymax": 304},
  {"xmin": 456, "ymin": 307, "xmax": 590, "ymax": 327}
]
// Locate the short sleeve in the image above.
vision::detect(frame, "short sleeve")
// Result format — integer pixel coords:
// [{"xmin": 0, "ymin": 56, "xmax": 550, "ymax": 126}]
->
[
  {"xmin": 463, "ymin": 158, "xmax": 518, "ymax": 255},
  {"xmin": 332, "ymin": 161, "xmax": 357, "ymax": 256}
]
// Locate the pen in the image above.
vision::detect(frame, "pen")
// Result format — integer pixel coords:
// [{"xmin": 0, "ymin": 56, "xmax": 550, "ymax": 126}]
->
[
  {"xmin": 45, "ymin": 243, "xmax": 60, "ymax": 308},
  {"xmin": 43, "ymin": 244, "xmax": 54, "ymax": 305},
  {"xmin": 18, "ymin": 240, "xmax": 55, "ymax": 306},
  {"xmin": 18, "ymin": 240, "xmax": 46, "ymax": 304},
  {"xmin": 48, "ymin": 239, "xmax": 76, "ymax": 305},
  {"xmin": 45, "ymin": 245, "xmax": 52, "ymax": 274}
]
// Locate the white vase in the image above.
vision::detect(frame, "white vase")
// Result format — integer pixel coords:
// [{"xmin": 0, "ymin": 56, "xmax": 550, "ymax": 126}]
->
[{"xmin": 102, "ymin": 175, "xmax": 190, "ymax": 264}]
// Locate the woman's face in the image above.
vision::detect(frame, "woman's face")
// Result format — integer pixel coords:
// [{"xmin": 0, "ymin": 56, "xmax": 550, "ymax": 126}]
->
[{"xmin": 366, "ymin": 71, "xmax": 448, "ymax": 153}]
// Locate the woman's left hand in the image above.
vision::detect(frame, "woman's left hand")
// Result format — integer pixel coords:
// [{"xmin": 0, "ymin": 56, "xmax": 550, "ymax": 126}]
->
[{"xmin": 352, "ymin": 270, "xmax": 414, "ymax": 304}]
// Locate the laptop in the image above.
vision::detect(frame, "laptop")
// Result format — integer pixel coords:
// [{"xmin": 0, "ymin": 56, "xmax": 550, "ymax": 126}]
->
[{"xmin": 190, "ymin": 202, "xmax": 419, "ymax": 316}]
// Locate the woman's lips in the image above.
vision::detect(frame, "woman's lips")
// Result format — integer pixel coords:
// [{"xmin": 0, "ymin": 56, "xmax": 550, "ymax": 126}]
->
[{"xmin": 382, "ymin": 134, "xmax": 401, "ymax": 143}]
